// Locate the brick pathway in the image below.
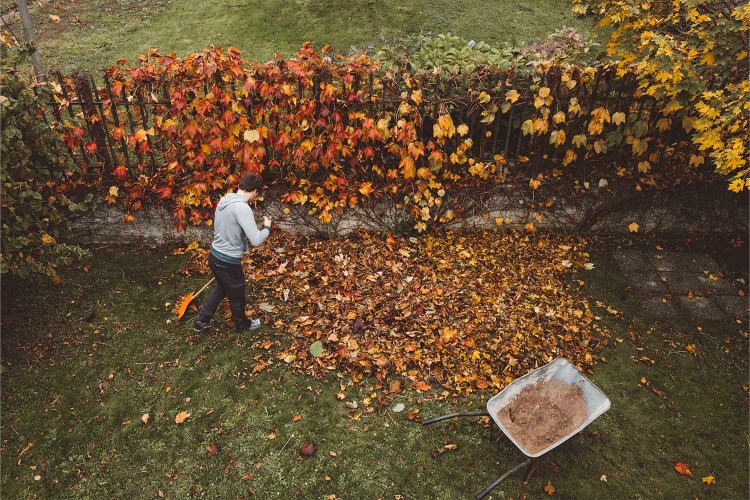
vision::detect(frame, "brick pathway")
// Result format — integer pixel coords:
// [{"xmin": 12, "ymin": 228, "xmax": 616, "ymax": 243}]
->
[{"xmin": 613, "ymin": 250, "xmax": 748, "ymax": 321}]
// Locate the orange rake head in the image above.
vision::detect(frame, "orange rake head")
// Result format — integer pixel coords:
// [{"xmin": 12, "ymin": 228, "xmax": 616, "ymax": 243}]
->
[
  {"xmin": 176, "ymin": 292, "xmax": 195, "ymax": 321},
  {"xmin": 175, "ymin": 277, "xmax": 215, "ymax": 321}
]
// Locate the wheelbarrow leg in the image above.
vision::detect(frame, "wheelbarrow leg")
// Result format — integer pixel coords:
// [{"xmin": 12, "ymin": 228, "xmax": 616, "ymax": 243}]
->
[
  {"xmin": 476, "ymin": 458, "xmax": 533, "ymax": 500},
  {"xmin": 522, "ymin": 456, "xmax": 544, "ymax": 484}
]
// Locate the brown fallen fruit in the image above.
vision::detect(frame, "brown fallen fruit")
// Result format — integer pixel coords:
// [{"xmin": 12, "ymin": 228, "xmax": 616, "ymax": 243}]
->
[{"xmin": 300, "ymin": 442, "xmax": 316, "ymax": 456}]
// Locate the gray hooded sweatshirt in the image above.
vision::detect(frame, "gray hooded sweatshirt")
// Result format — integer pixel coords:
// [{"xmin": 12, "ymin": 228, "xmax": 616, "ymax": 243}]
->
[{"xmin": 209, "ymin": 193, "xmax": 269, "ymax": 264}]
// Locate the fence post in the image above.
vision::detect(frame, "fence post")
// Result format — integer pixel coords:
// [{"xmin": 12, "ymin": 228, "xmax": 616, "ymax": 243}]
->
[{"xmin": 16, "ymin": 0, "xmax": 45, "ymax": 82}]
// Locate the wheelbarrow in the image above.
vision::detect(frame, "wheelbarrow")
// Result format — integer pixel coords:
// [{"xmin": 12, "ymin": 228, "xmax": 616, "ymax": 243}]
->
[{"xmin": 422, "ymin": 357, "xmax": 611, "ymax": 499}]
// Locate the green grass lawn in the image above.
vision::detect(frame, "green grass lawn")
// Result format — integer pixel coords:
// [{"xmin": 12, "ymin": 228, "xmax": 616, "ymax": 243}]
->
[
  {"xmin": 1, "ymin": 235, "xmax": 747, "ymax": 498},
  {"xmin": 16, "ymin": 0, "xmax": 593, "ymax": 72}
]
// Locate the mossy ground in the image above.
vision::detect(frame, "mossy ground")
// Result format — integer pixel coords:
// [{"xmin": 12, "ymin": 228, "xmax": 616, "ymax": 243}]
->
[{"xmin": 1, "ymin": 237, "xmax": 747, "ymax": 498}]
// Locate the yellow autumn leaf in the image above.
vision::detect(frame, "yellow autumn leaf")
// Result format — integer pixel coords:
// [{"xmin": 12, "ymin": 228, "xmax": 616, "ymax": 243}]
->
[
  {"xmin": 688, "ymin": 155, "xmax": 704, "ymax": 167},
  {"xmin": 728, "ymin": 179, "xmax": 745, "ymax": 192},
  {"xmin": 505, "ymin": 89, "xmax": 519, "ymax": 103},
  {"xmin": 612, "ymin": 112, "xmax": 626, "ymax": 126},
  {"xmin": 538, "ymin": 87, "xmax": 550, "ymax": 98},
  {"xmin": 521, "ymin": 119, "xmax": 534, "ymax": 136},
  {"xmin": 243, "ymin": 129, "xmax": 260, "ymax": 143},
  {"xmin": 411, "ymin": 89, "xmax": 422, "ymax": 105},
  {"xmin": 175, "ymin": 411, "xmax": 190, "ymax": 424},
  {"xmin": 41, "ymin": 234, "xmax": 55, "ymax": 245},
  {"xmin": 358, "ymin": 182, "xmax": 375, "ymax": 196},
  {"xmin": 629, "ymin": 222, "xmax": 639, "ymax": 233},
  {"xmin": 457, "ymin": 124, "xmax": 469, "ymax": 136},
  {"xmin": 133, "ymin": 129, "xmax": 147, "ymax": 142},
  {"xmin": 702, "ymin": 475, "xmax": 716, "ymax": 485}
]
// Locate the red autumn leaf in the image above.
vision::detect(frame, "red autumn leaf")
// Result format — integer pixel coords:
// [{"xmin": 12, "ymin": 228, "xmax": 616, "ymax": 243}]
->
[
  {"xmin": 110, "ymin": 80, "xmax": 125, "ymax": 97},
  {"xmin": 674, "ymin": 462, "xmax": 692, "ymax": 476},
  {"xmin": 157, "ymin": 186, "xmax": 173, "ymax": 199},
  {"xmin": 113, "ymin": 165, "xmax": 128, "ymax": 179},
  {"xmin": 299, "ymin": 442, "xmax": 316, "ymax": 456}
]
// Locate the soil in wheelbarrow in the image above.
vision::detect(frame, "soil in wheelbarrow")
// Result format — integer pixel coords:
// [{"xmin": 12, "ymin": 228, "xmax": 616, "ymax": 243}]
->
[{"xmin": 496, "ymin": 378, "xmax": 588, "ymax": 455}]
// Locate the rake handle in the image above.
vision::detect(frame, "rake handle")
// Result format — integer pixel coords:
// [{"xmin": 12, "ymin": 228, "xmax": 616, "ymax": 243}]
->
[{"xmin": 193, "ymin": 277, "xmax": 216, "ymax": 298}]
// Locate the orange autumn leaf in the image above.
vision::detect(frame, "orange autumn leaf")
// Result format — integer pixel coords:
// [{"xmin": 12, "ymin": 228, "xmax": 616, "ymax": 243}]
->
[
  {"xmin": 292, "ymin": 413, "xmax": 302, "ymax": 421},
  {"xmin": 358, "ymin": 182, "xmax": 375, "ymax": 196},
  {"xmin": 544, "ymin": 480, "xmax": 556, "ymax": 495},
  {"xmin": 674, "ymin": 462, "xmax": 692, "ymax": 476},
  {"xmin": 133, "ymin": 129, "xmax": 148, "ymax": 142},
  {"xmin": 400, "ymin": 155, "xmax": 416, "ymax": 179},
  {"xmin": 415, "ymin": 381, "xmax": 432, "ymax": 391},
  {"xmin": 175, "ymin": 411, "xmax": 190, "ymax": 424}
]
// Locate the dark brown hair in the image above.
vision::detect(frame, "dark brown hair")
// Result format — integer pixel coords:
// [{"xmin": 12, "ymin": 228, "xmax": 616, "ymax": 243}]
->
[{"xmin": 238, "ymin": 172, "xmax": 263, "ymax": 193}]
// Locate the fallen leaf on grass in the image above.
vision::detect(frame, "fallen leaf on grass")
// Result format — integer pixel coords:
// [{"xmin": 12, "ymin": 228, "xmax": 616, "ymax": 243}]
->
[
  {"xmin": 628, "ymin": 222, "xmax": 639, "ymax": 233},
  {"xmin": 141, "ymin": 413, "xmax": 150, "ymax": 424},
  {"xmin": 300, "ymin": 442, "xmax": 316, "ymax": 456},
  {"xmin": 600, "ymin": 474, "xmax": 607, "ymax": 482},
  {"xmin": 702, "ymin": 475, "xmax": 715, "ymax": 485},
  {"xmin": 207, "ymin": 443, "xmax": 220, "ymax": 456},
  {"xmin": 674, "ymin": 462, "xmax": 692, "ymax": 476},
  {"xmin": 415, "ymin": 381, "xmax": 432, "ymax": 391},
  {"xmin": 292, "ymin": 413, "xmax": 302, "ymax": 421},
  {"xmin": 544, "ymin": 480, "xmax": 556, "ymax": 495},
  {"xmin": 309, "ymin": 340, "xmax": 324, "ymax": 357},
  {"xmin": 392, "ymin": 403, "xmax": 405, "ymax": 413},
  {"xmin": 258, "ymin": 302, "xmax": 275, "ymax": 312},
  {"xmin": 175, "ymin": 411, "xmax": 190, "ymax": 424},
  {"xmin": 240, "ymin": 472, "xmax": 254, "ymax": 481}
]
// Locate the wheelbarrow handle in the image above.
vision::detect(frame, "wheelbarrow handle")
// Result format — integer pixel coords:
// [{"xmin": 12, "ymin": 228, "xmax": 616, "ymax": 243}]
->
[
  {"xmin": 476, "ymin": 458, "xmax": 533, "ymax": 500},
  {"xmin": 421, "ymin": 411, "xmax": 489, "ymax": 426}
]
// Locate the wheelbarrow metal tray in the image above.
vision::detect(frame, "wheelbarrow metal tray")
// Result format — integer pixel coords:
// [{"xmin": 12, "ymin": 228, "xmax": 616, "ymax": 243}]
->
[{"xmin": 486, "ymin": 357, "xmax": 611, "ymax": 457}]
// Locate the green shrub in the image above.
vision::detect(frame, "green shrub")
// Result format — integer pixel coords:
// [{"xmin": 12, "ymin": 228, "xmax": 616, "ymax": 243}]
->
[{"xmin": 1, "ymin": 44, "xmax": 91, "ymax": 280}]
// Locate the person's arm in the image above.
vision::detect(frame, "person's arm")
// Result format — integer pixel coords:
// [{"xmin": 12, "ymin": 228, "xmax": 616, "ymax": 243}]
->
[{"xmin": 236, "ymin": 204, "xmax": 270, "ymax": 247}]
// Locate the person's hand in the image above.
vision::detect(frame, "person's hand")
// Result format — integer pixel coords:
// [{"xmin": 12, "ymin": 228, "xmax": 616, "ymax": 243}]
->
[{"xmin": 263, "ymin": 216, "xmax": 272, "ymax": 228}]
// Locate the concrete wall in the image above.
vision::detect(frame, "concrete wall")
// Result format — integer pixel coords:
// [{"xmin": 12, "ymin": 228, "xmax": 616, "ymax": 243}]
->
[{"xmin": 71, "ymin": 186, "xmax": 748, "ymax": 245}]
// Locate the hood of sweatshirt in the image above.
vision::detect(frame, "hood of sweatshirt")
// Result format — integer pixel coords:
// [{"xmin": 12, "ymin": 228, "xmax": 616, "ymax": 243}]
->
[{"xmin": 217, "ymin": 192, "xmax": 247, "ymax": 211}]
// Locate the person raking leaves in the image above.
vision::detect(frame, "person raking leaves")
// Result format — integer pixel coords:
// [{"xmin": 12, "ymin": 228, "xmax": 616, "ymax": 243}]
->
[{"xmin": 193, "ymin": 172, "xmax": 272, "ymax": 332}]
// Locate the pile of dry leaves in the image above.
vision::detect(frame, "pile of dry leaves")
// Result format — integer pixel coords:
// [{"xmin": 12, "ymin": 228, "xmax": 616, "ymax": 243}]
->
[{"xmin": 181, "ymin": 230, "xmax": 608, "ymax": 395}]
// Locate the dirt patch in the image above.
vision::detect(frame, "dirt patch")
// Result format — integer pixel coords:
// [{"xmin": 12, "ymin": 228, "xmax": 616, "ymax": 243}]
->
[{"xmin": 497, "ymin": 378, "xmax": 588, "ymax": 455}]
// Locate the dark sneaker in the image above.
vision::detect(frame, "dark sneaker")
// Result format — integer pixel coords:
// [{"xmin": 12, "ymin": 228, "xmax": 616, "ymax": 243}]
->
[
  {"xmin": 193, "ymin": 318, "xmax": 215, "ymax": 332},
  {"xmin": 235, "ymin": 318, "xmax": 263, "ymax": 332}
]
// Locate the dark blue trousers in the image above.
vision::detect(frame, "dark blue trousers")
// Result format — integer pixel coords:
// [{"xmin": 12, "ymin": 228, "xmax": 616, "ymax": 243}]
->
[{"xmin": 198, "ymin": 252, "xmax": 247, "ymax": 323}]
